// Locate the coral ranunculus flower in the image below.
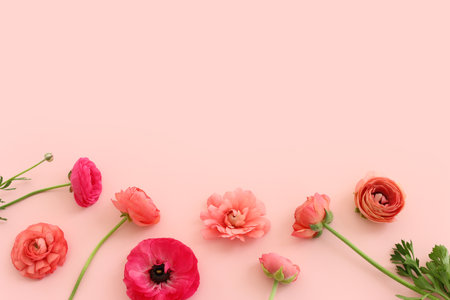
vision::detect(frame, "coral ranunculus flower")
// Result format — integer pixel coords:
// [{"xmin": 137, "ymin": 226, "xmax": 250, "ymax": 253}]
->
[
  {"xmin": 354, "ymin": 175, "xmax": 405, "ymax": 223},
  {"xmin": 112, "ymin": 187, "xmax": 160, "ymax": 226},
  {"xmin": 70, "ymin": 157, "xmax": 102, "ymax": 207},
  {"xmin": 259, "ymin": 253, "xmax": 300, "ymax": 283},
  {"xmin": 200, "ymin": 188, "xmax": 271, "ymax": 241},
  {"xmin": 292, "ymin": 193, "xmax": 331, "ymax": 239},
  {"xmin": 124, "ymin": 238, "xmax": 200, "ymax": 300},
  {"xmin": 11, "ymin": 223, "xmax": 68, "ymax": 279}
]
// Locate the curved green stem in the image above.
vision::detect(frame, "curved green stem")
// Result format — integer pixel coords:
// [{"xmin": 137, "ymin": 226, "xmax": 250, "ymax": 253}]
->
[
  {"xmin": 69, "ymin": 216, "xmax": 128, "ymax": 300},
  {"xmin": 322, "ymin": 223, "xmax": 440, "ymax": 300},
  {"xmin": 268, "ymin": 280, "xmax": 279, "ymax": 300},
  {"xmin": 0, "ymin": 183, "xmax": 71, "ymax": 210}
]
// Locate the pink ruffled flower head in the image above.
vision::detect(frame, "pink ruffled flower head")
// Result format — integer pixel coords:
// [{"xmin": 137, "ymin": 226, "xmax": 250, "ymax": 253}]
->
[
  {"xmin": 11, "ymin": 223, "xmax": 68, "ymax": 279},
  {"xmin": 259, "ymin": 253, "xmax": 300, "ymax": 283},
  {"xmin": 70, "ymin": 157, "xmax": 102, "ymax": 207},
  {"xmin": 124, "ymin": 238, "xmax": 200, "ymax": 300},
  {"xmin": 112, "ymin": 187, "xmax": 160, "ymax": 226},
  {"xmin": 292, "ymin": 193, "xmax": 332, "ymax": 239},
  {"xmin": 354, "ymin": 174, "xmax": 405, "ymax": 223},
  {"xmin": 200, "ymin": 188, "xmax": 271, "ymax": 242}
]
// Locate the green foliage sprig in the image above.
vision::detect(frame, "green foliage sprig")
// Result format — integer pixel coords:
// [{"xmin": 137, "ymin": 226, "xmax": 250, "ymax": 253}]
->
[{"xmin": 391, "ymin": 240, "xmax": 450, "ymax": 300}]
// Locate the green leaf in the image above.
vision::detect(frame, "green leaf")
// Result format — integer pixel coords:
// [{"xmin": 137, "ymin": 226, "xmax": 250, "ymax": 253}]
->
[
  {"xmin": 396, "ymin": 294, "xmax": 431, "ymax": 300},
  {"xmin": 0, "ymin": 176, "xmax": 3, "ymax": 185},
  {"xmin": 13, "ymin": 177, "xmax": 31, "ymax": 181}
]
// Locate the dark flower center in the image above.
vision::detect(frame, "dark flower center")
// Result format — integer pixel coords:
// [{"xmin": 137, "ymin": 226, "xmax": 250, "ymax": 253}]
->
[{"xmin": 149, "ymin": 264, "xmax": 171, "ymax": 284}]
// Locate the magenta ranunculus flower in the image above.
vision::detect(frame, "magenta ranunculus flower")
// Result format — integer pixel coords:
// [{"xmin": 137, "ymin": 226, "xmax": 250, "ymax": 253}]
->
[
  {"xmin": 124, "ymin": 238, "xmax": 200, "ymax": 300},
  {"xmin": 69, "ymin": 157, "xmax": 102, "ymax": 207},
  {"xmin": 200, "ymin": 188, "xmax": 271, "ymax": 241}
]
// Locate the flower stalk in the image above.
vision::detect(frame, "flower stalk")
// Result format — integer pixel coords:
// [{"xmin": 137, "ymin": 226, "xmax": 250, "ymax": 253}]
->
[
  {"xmin": 268, "ymin": 280, "xmax": 279, "ymax": 300},
  {"xmin": 69, "ymin": 215, "xmax": 129, "ymax": 300},
  {"xmin": 0, "ymin": 183, "xmax": 71, "ymax": 210}
]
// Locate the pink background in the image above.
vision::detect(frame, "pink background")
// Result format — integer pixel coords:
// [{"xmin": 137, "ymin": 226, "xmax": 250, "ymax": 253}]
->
[{"xmin": 1, "ymin": 1, "xmax": 450, "ymax": 299}]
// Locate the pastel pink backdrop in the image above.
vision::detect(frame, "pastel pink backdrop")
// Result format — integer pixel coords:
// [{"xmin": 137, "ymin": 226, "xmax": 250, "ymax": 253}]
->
[{"xmin": 1, "ymin": 1, "xmax": 449, "ymax": 299}]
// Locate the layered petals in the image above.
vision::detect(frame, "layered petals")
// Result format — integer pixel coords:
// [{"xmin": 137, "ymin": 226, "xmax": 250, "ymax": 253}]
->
[
  {"xmin": 354, "ymin": 175, "xmax": 405, "ymax": 223},
  {"xmin": 11, "ymin": 223, "xmax": 68, "ymax": 279},
  {"xmin": 200, "ymin": 188, "xmax": 270, "ymax": 241}
]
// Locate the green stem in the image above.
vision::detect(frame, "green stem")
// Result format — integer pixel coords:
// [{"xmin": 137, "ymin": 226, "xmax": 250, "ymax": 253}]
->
[
  {"xmin": 323, "ymin": 223, "xmax": 440, "ymax": 300},
  {"xmin": 268, "ymin": 280, "xmax": 279, "ymax": 300},
  {"xmin": 69, "ymin": 216, "xmax": 128, "ymax": 300},
  {"xmin": 0, "ymin": 183, "xmax": 71, "ymax": 209}
]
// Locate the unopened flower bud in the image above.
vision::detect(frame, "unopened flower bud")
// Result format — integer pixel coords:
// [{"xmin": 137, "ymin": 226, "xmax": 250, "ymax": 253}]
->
[{"xmin": 44, "ymin": 153, "xmax": 54, "ymax": 162}]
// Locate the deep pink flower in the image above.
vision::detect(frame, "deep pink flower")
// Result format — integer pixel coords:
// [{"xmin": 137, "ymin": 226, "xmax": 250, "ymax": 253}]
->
[
  {"xmin": 11, "ymin": 223, "xmax": 68, "ymax": 279},
  {"xmin": 70, "ymin": 157, "xmax": 102, "ymax": 207},
  {"xmin": 292, "ymin": 193, "xmax": 331, "ymax": 238},
  {"xmin": 260, "ymin": 253, "xmax": 300, "ymax": 283},
  {"xmin": 200, "ymin": 188, "xmax": 271, "ymax": 241},
  {"xmin": 354, "ymin": 175, "xmax": 405, "ymax": 223},
  {"xmin": 112, "ymin": 187, "xmax": 160, "ymax": 226},
  {"xmin": 124, "ymin": 238, "xmax": 200, "ymax": 300}
]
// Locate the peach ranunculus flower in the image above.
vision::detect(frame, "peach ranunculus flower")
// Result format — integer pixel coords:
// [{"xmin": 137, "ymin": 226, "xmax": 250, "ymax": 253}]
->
[
  {"xmin": 11, "ymin": 223, "xmax": 68, "ymax": 279},
  {"xmin": 200, "ymin": 188, "xmax": 270, "ymax": 241},
  {"xmin": 354, "ymin": 175, "xmax": 405, "ymax": 223},
  {"xmin": 292, "ymin": 193, "xmax": 332, "ymax": 239},
  {"xmin": 112, "ymin": 187, "xmax": 161, "ymax": 226},
  {"xmin": 259, "ymin": 253, "xmax": 300, "ymax": 283}
]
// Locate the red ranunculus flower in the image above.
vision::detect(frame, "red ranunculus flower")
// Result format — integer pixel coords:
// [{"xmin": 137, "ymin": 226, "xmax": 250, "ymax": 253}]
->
[{"xmin": 354, "ymin": 175, "xmax": 405, "ymax": 223}]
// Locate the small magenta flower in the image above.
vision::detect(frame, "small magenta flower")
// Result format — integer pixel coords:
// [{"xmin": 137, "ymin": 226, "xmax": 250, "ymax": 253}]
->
[{"xmin": 259, "ymin": 253, "xmax": 300, "ymax": 300}]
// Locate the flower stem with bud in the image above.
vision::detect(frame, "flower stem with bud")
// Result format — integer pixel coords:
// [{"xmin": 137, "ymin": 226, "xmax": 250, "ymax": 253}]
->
[
  {"xmin": 0, "ymin": 153, "xmax": 53, "ymax": 191},
  {"xmin": 69, "ymin": 215, "xmax": 129, "ymax": 300}
]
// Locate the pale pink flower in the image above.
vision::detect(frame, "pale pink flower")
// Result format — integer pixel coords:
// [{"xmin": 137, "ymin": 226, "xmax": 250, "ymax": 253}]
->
[
  {"xmin": 292, "ymin": 193, "xmax": 331, "ymax": 238},
  {"xmin": 200, "ymin": 188, "xmax": 270, "ymax": 241},
  {"xmin": 259, "ymin": 253, "xmax": 300, "ymax": 283},
  {"xmin": 11, "ymin": 223, "xmax": 68, "ymax": 279}
]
